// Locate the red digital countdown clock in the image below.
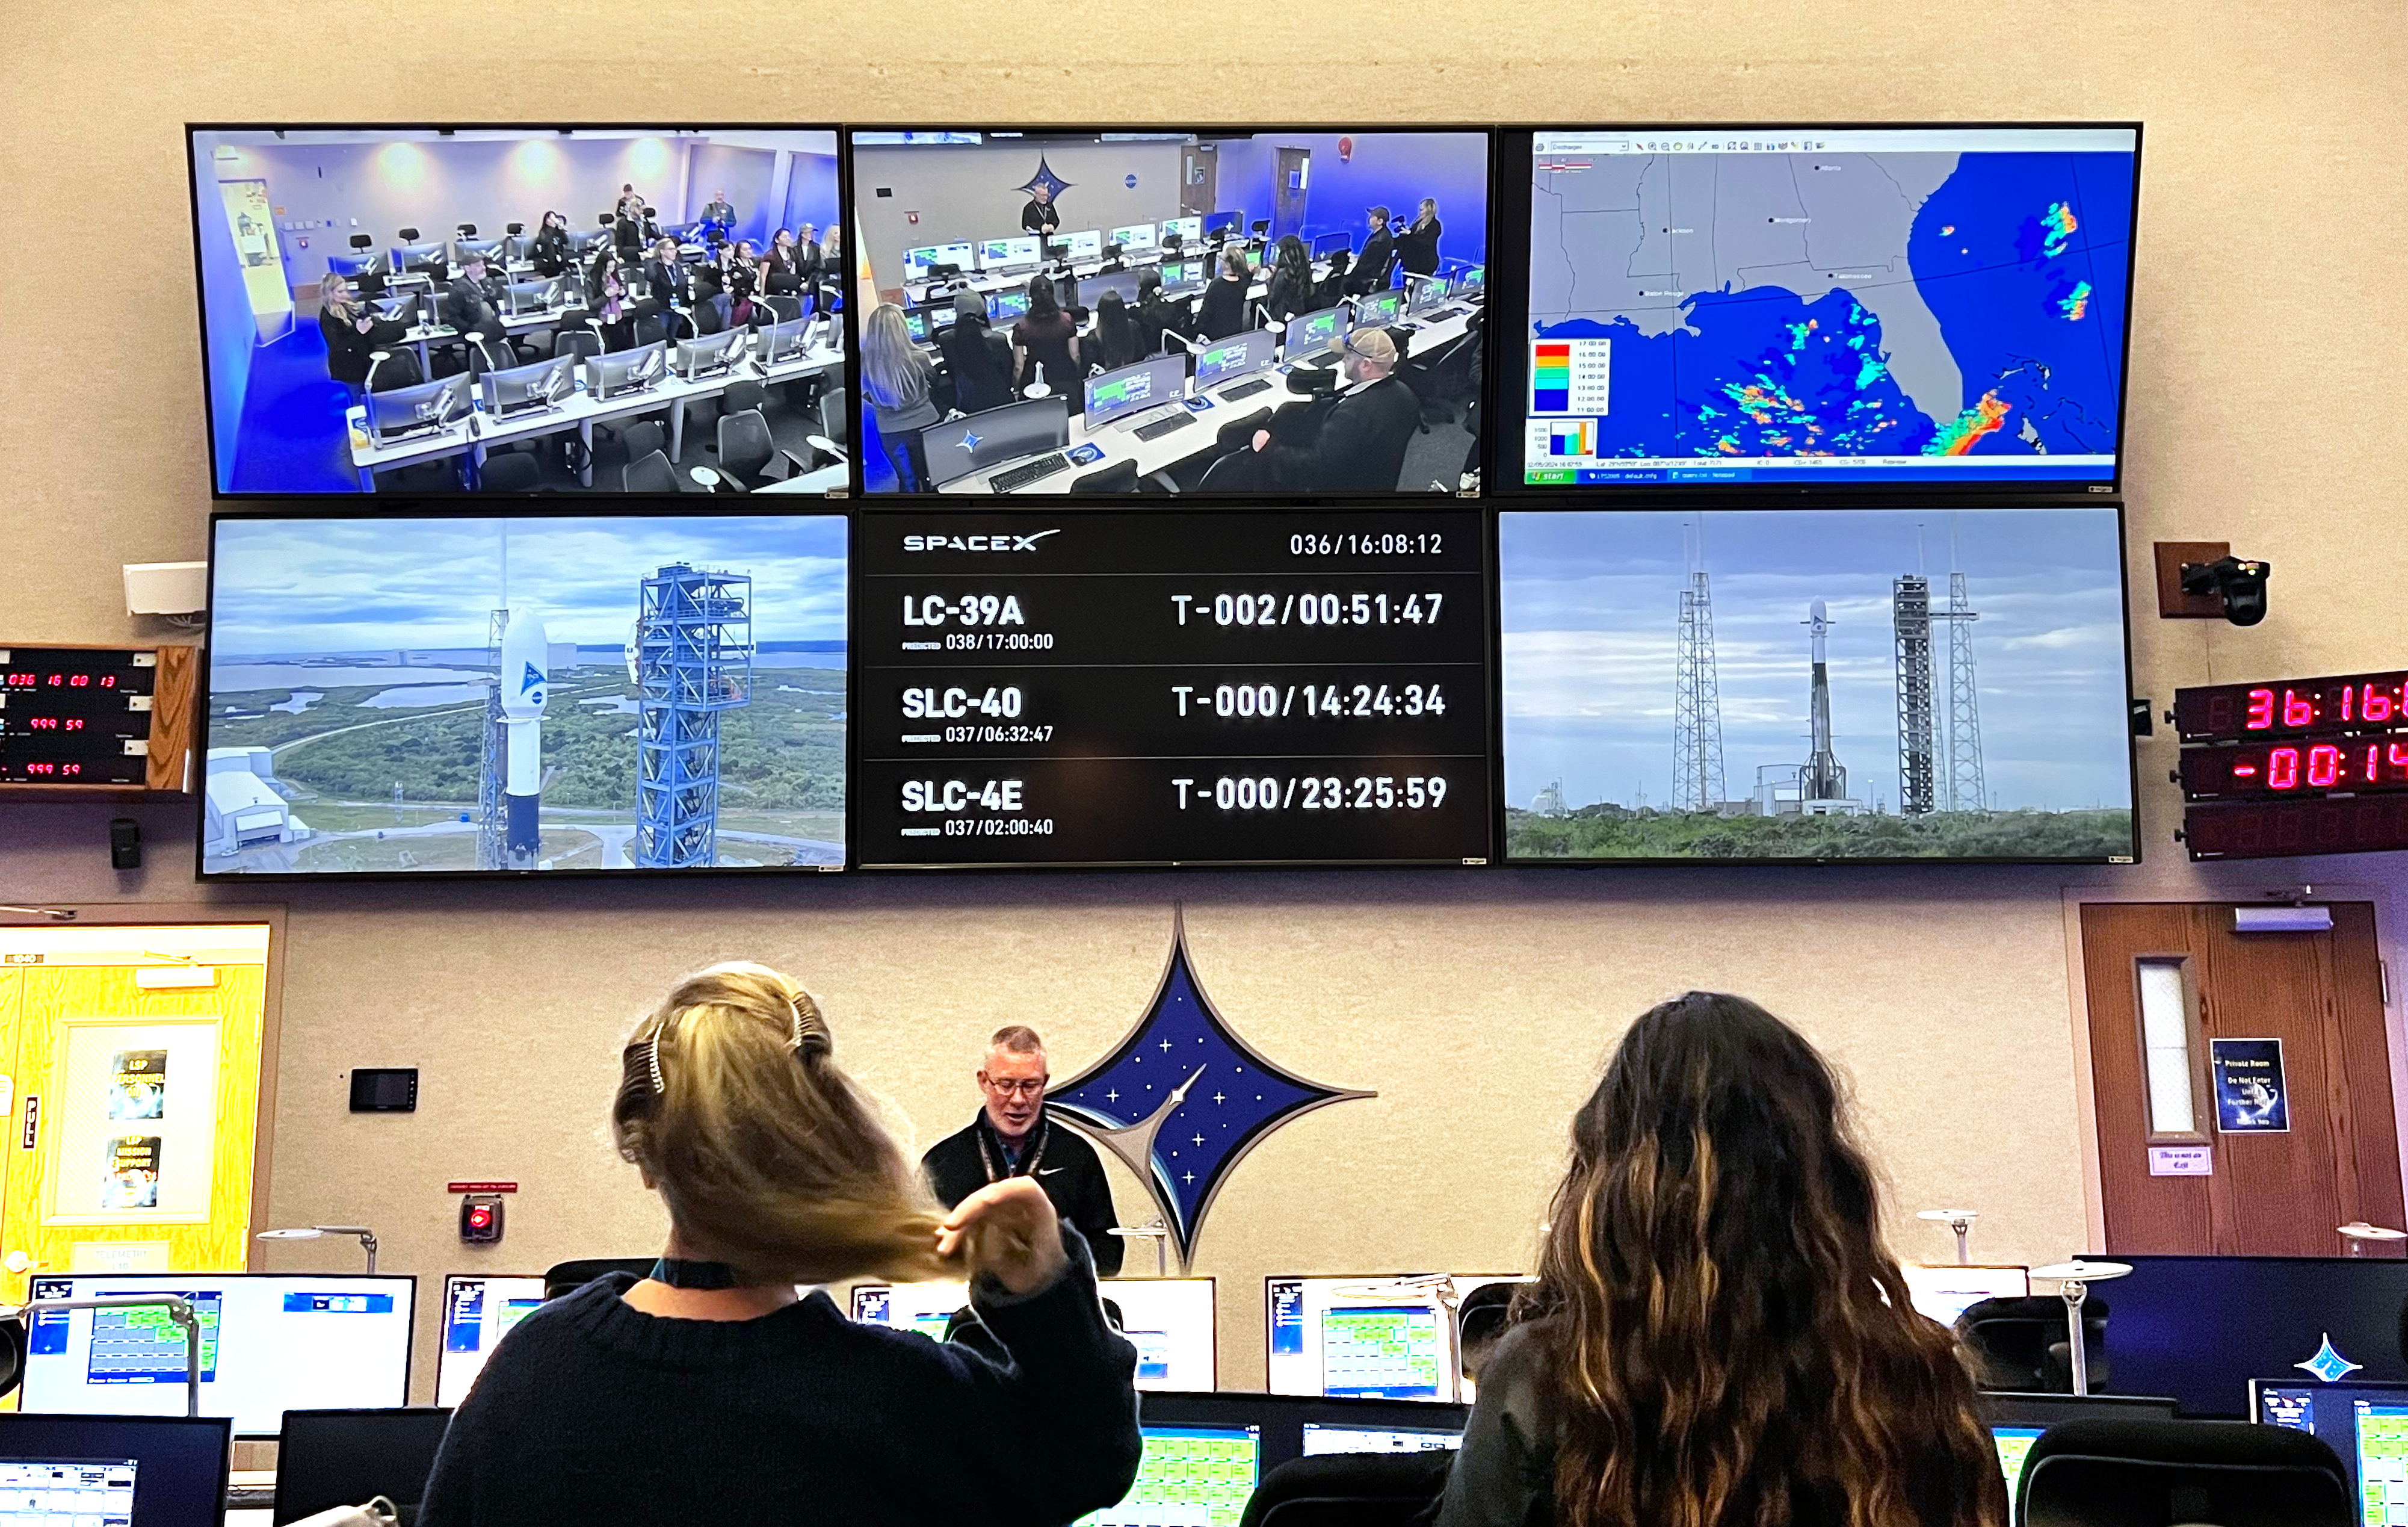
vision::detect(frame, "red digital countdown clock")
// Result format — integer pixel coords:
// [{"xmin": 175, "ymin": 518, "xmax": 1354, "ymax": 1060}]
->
[
  {"xmin": 0, "ymin": 647, "xmax": 159, "ymax": 786},
  {"xmin": 2185, "ymin": 796, "xmax": 2408, "ymax": 861},
  {"xmin": 2174, "ymin": 671, "xmax": 2408, "ymax": 742},
  {"xmin": 2179, "ymin": 738, "xmax": 2408, "ymax": 800}
]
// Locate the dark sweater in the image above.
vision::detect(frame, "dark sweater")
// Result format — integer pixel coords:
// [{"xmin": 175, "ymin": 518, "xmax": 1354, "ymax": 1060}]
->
[
  {"xmin": 417, "ymin": 1230, "xmax": 1141, "ymax": 1527},
  {"xmin": 922, "ymin": 1110, "xmax": 1125, "ymax": 1276}
]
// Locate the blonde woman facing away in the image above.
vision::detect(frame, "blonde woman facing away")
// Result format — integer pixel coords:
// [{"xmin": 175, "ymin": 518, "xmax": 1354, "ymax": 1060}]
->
[{"xmin": 418, "ymin": 962, "xmax": 1142, "ymax": 1527}]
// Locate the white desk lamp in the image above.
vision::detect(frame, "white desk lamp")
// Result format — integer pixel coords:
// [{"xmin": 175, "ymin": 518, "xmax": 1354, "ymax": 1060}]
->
[
  {"xmin": 2340, "ymin": 1222, "xmax": 2408, "ymax": 1257},
  {"xmin": 1917, "ymin": 1207, "xmax": 1981, "ymax": 1266},
  {"xmin": 2033, "ymin": 1258, "xmax": 2132, "ymax": 1397},
  {"xmin": 257, "ymin": 1223, "xmax": 378, "ymax": 1273}
]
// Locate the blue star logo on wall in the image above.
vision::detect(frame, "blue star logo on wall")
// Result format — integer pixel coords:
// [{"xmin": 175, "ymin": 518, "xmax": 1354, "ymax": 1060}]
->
[
  {"xmin": 1017, "ymin": 157, "xmax": 1074, "ymax": 203},
  {"xmin": 2295, "ymin": 1333, "xmax": 2364, "ymax": 1383},
  {"xmin": 1048, "ymin": 911, "xmax": 1371, "ymax": 1267}
]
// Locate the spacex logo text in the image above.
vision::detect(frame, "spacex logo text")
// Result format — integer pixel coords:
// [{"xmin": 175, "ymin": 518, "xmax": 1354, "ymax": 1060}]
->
[{"xmin": 901, "ymin": 531, "xmax": 1063, "ymax": 554}]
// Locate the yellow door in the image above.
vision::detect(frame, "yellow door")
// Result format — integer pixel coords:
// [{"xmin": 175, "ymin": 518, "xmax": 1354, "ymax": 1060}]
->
[{"xmin": 0, "ymin": 925, "xmax": 271, "ymax": 1301}]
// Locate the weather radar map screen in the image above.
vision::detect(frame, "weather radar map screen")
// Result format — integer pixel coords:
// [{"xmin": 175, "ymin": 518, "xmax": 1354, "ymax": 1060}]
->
[{"xmin": 1518, "ymin": 126, "xmax": 2138, "ymax": 488}]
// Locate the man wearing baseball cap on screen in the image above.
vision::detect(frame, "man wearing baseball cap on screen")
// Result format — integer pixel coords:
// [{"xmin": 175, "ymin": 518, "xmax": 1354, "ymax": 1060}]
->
[{"xmin": 1250, "ymin": 326, "xmax": 1420, "ymax": 491}]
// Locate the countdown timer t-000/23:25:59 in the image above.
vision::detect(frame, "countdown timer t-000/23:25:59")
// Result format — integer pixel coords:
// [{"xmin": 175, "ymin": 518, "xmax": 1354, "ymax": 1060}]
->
[{"xmin": 851, "ymin": 510, "xmax": 1495, "ymax": 869}]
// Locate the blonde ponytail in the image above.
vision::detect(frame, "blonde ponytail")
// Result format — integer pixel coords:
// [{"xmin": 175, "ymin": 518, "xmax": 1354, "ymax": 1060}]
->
[{"xmin": 613, "ymin": 962, "xmax": 948, "ymax": 1285}]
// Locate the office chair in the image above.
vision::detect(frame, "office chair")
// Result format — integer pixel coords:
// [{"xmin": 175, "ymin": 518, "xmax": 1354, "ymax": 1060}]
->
[
  {"xmin": 1070, "ymin": 460, "xmax": 1139, "ymax": 494},
  {"xmin": 633, "ymin": 314, "xmax": 668, "ymax": 347},
  {"xmin": 620, "ymin": 420, "xmax": 667, "ymax": 463},
  {"xmin": 0, "ymin": 1318, "xmax": 24, "ymax": 1400},
  {"xmin": 1197, "ymin": 446, "xmax": 1272, "ymax": 492},
  {"xmin": 542, "ymin": 1257, "xmax": 656, "ymax": 1301},
  {"xmin": 715, "ymin": 409, "xmax": 776, "ymax": 485},
  {"xmin": 2019, "ymin": 1416, "xmax": 2349, "ymax": 1527},
  {"xmin": 1959, "ymin": 1296, "xmax": 2110, "ymax": 1393},
  {"xmin": 624, "ymin": 450, "xmax": 681, "ymax": 495},
  {"xmin": 1237, "ymin": 1453, "xmax": 1453, "ymax": 1527},
  {"xmin": 723, "ymin": 380, "xmax": 767, "ymax": 417},
  {"xmin": 477, "ymin": 451, "xmax": 543, "ymax": 494},
  {"xmin": 555, "ymin": 329, "xmax": 602, "ymax": 368}
]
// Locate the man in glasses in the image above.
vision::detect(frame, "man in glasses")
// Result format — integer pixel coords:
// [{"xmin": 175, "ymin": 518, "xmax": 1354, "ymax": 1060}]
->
[{"xmin": 921, "ymin": 1024, "xmax": 1125, "ymax": 1274}]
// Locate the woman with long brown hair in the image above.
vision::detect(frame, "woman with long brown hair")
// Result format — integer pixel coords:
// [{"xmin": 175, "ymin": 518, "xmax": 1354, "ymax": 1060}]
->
[
  {"xmin": 1436, "ymin": 992, "xmax": 2005, "ymax": 1527},
  {"xmin": 419, "ymin": 961, "xmax": 1141, "ymax": 1526}
]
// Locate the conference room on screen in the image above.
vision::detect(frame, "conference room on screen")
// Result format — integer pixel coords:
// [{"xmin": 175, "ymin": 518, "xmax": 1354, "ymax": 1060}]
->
[
  {"xmin": 847, "ymin": 128, "xmax": 1490, "ymax": 497},
  {"xmin": 190, "ymin": 126, "xmax": 850, "ymax": 497}
]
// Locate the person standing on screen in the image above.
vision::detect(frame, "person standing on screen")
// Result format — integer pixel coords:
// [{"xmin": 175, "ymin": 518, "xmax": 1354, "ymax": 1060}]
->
[
  {"xmin": 530, "ymin": 211, "xmax": 573, "ymax": 278},
  {"xmin": 862, "ymin": 302, "xmax": 938, "ymax": 492},
  {"xmin": 922, "ymin": 1026, "xmax": 1124, "ymax": 1277},
  {"xmin": 1135, "ymin": 268, "xmax": 1190, "ymax": 357},
  {"xmin": 1397, "ymin": 199, "xmax": 1443, "ymax": 280},
  {"xmin": 1350, "ymin": 205, "xmax": 1398, "ymax": 295},
  {"xmin": 1021, "ymin": 182, "xmax": 1062, "ymax": 237},
  {"xmin": 702, "ymin": 187, "xmax": 736, "ymax": 231},
  {"xmin": 645, "ymin": 237, "xmax": 698, "ymax": 338},
  {"xmin": 1010, "ymin": 276, "xmax": 1082, "ymax": 400},
  {"xmin": 614, "ymin": 184, "xmax": 647, "ymax": 257},
  {"xmin": 1196, "ymin": 246, "xmax": 1253, "ymax": 342},
  {"xmin": 1263, "ymin": 235, "xmax": 1315, "ymax": 324},
  {"xmin": 939, "ymin": 290, "xmax": 1015, "ymax": 414},
  {"xmin": 1250, "ymin": 327, "xmax": 1418, "ymax": 492}
]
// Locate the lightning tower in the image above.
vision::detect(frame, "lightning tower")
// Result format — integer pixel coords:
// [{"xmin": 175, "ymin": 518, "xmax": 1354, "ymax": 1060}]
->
[
  {"xmin": 1892, "ymin": 574, "xmax": 1936, "ymax": 816},
  {"xmin": 1670, "ymin": 522, "xmax": 1726, "ymax": 813},
  {"xmin": 635, "ymin": 563, "xmax": 753, "ymax": 869},
  {"xmin": 1936, "ymin": 525, "xmax": 1987, "ymax": 811}
]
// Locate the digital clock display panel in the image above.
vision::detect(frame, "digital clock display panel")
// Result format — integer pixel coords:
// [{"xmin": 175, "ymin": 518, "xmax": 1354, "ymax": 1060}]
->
[
  {"xmin": 853, "ymin": 510, "xmax": 1493, "ymax": 867},
  {"xmin": 2185, "ymin": 796, "xmax": 2408, "ymax": 861},
  {"xmin": 2178, "ymin": 739, "xmax": 2408, "ymax": 801},
  {"xmin": 0, "ymin": 648, "xmax": 156, "ymax": 784},
  {"xmin": 2173, "ymin": 672, "xmax": 2408, "ymax": 743}
]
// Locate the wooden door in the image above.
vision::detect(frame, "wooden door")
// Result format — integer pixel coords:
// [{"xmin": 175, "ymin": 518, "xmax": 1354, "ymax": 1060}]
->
[
  {"xmin": 0, "ymin": 925, "xmax": 272, "ymax": 1298},
  {"xmin": 2081, "ymin": 901, "xmax": 2404, "ymax": 1256}
]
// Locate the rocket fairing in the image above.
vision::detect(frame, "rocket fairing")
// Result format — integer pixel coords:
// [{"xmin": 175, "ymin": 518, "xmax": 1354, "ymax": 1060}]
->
[
  {"xmin": 496, "ymin": 612, "xmax": 549, "ymax": 866},
  {"xmin": 1801, "ymin": 599, "xmax": 1848, "ymax": 803}
]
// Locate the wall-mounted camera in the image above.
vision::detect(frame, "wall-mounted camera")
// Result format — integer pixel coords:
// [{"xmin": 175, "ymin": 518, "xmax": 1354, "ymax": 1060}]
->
[{"xmin": 2179, "ymin": 554, "xmax": 2272, "ymax": 627}]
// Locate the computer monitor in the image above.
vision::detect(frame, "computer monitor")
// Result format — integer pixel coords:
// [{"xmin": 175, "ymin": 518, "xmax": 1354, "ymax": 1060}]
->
[
  {"xmin": 1902, "ymin": 1265, "xmax": 2031, "ymax": 1328},
  {"xmin": 436, "ymin": 1275, "xmax": 546, "ymax": 1407},
  {"xmin": 1353, "ymin": 289, "xmax": 1406, "ymax": 328},
  {"xmin": 1084, "ymin": 355, "xmax": 1188, "ymax": 427},
  {"xmin": 274, "ymin": 1407, "xmax": 454, "ymax": 1524},
  {"xmin": 2252, "ymin": 1377, "xmax": 2408, "ymax": 1516},
  {"xmin": 903, "ymin": 306, "xmax": 930, "ymax": 342},
  {"xmin": 585, "ymin": 341, "xmax": 669, "ymax": 400},
  {"xmin": 903, "ymin": 241, "xmax": 975, "ymax": 278},
  {"xmin": 1110, "ymin": 223, "xmax": 1157, "ymax": 255},
  {"xmin": 675, "ymin": 328, "xmax": 748, "ymax": 380},
  {"xmin": 1453, "ymin": 263, "xmax": 1485, "ymax": 298},
  {"xmin": 980, "ymin": 235, "xmax": 1041, "ymax": 270},
  {"xmin": 22, "ymin": 1274, "xmax": 416, "ymax": 1437},
  {"xmin": 849, "ymin": 1280, "xmax": 970, "ymax": 1342},
  {"xmin": 1161, "ymin": 215, "xmax": 1202, "ymax": 247},
  {"xmin": 1991, "ymin": 1425, "xmax": 2043, "ymax": 1522},
  {"xmin": 921, "ymin": 396, "xmax": 1072, "ymax": 483},
  {"xmin": 0, "ymin": 1414, "xmax": 231, "ymax": 1527},
  {"xmin": 1407, "ymin": 272, "xmax": 1451, "ymax": 314},
  {"xmin": 1075, "ymin": 1424, "xmax": 1258, "ymax": 1527},
  {"xmin": 1301, "ymin": 1422, "xmax": 1463, "ymax": 1457},
  {"xmin": 505, "ymin": 277, "xmax": 563, "ymax": 315},
  {"xmin": 756, "ymin": 315, "xmax": 816, "ymax": 365},
  {"xmin": 851, "ymin": 1278, "xmax": 1215, "ymax": 1390},
  {"xmin": 1194, "ymin": 329, "xmax": 1276, "ymax": 391},
  {"xmin": 1204, "ymin": 209, "xmax": 1243, "ymax": 238},
  {"xmin": 1062, "ymin": 229, "xmax": 1104, "ymax": 262},
  {"xmin": 1267, "ymin": 1275, "xmax": 1523, "ymax": 1401},
  {"xmin": 454, "ymin": 238, "xmax": 501, "ymax": 264},
  {"xmin": 394, "ymin": 241, "xmax": 446, "ymax": 274},
  {"xmin": 1073, "ymin": 269, "xmax": 1147, "ymax": 313},
  {"xmin": 1981, "ymin": 1393, "xmax": 2180, "ymax": 1526},
  {"xmin": 990, "ymin": 287, "xmax": 1031, "ymax": 322},
  {"xmin": 2095, "ymin": 1254, "xmax": 2408, "ymax": 1416},
  {"xmin": 1159, "ymin": 260, "xmax": 1205, "ymax": 296},
  {"xmin": 1311, "ymin": 231, "xmax": 1351, "ymax": 259},
  {"xmin": 365, "ymin": 372, "xmax": 472, "ymax": 442},
  {"xmin": 478, "ymin": 353, "xmax": 577, "ymax": 418},
  {"xmin": 1282, "ymin": 306, "xmax": 1343, "ymax": 359}
]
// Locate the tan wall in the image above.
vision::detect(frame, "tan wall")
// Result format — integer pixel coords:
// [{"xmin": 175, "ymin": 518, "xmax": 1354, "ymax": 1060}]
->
[{"xmin": 4, "ymin": 0, "xmax": 2408, "ymax": 1399}]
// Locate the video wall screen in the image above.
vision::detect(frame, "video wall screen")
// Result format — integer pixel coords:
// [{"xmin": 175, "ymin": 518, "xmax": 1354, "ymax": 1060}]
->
[
  {"xmin": 201, "ymin": 511, "xmax": 847, "ymax": 878},
  {"xmin": 1503, "ymin": 125, "xmax": 2140, "ymax": 491},
  {"xmin": 846, "ymin": 128, "xmax": 1492, "ymax": 497},
  {"xmin": 189, "ymin": 126, "xmax": 848, "ymax": 498},
  {"xmin": 1497, "ymin": 506, "xmax": 2135, "ymax": 863}
]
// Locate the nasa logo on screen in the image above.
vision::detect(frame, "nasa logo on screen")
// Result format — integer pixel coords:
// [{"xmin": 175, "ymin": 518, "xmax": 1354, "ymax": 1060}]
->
[
  {"xmin": 1046, "ymin": 909, "xmax": 1371, "ymax": 1269},
  {"xmin": 2294, "ymin": 1333, "xmax": 2363, "ymax": 1383},
  {"xmin": 1125, "ymin": 174, "xmax": 1138, "ymax": 190}
]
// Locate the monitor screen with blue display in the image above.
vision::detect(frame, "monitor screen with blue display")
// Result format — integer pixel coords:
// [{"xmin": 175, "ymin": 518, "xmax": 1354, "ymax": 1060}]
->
[
  {"xmin": 2253, "ymin": 1380, "xmax": 2408, "ymax": 1519},
  {"xmin": 436, "ymin": 1275, "xmax": 546, "ymax": 1407},
  {"xmin": 1510, "ymin": 125, "xmax": 2140, "ymax": 491},
  {"xmin": 981, "ymin": 235, "xmax": 1041, "ymax": 268},
  {"xmin": 188, "ymin": 125, "xmax": 845, "ymax": 497}
]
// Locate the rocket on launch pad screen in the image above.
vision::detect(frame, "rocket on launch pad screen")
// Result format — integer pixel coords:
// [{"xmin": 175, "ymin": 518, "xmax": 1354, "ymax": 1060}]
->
[
  {"xmin": 1497, "ymin": 504, "xmax": 2135, "ymax": 864},
  {"xmin": 200, "ymin": 510, "xmax": 848, "ymax": 877}
]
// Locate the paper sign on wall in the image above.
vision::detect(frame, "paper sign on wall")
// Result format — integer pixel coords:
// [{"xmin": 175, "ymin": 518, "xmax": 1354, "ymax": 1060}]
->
[
  {"xmin": 2211, "ymin": 1038, "xmax": 2290, "ymax": 1133},
  {"xmin": 2148, "ymin": 1145, "xmax": 2214, "ymax": 1176},
  {"xmin": 70, "ymin": 1240, "xmax": 170, "ymax": 1274}
]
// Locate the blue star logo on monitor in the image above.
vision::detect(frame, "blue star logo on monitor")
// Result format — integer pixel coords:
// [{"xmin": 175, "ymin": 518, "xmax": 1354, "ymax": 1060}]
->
[
  {"xmin": 2295, "ymin": 1333, "xmax": 2363, "ymax": 1383},
  {"xmin": 1048, "ymin": 910, "xmax": 1371, "ymax": 1267},
  {"xmin": 1017, "ymin": 157, "xmax": 1074, "ymax": 203},
  {"xmin": 958, "ymin": 432, "xmax": 981, "ymax": 452}
]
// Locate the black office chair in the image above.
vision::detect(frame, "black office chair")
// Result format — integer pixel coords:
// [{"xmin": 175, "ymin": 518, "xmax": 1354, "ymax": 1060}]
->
[
  {"xmin": 274, "ymin": 1408, "xmax": 454, "ymax": 1525},
  {"xmin": 621, "ymin": 420, "xmax": 667, "ymax": 463},
  {"xmin": 623, "ymin": 451, "xmax": 681, "ymax": 495},
  {"xmin": 1959, "ymin": 1296, "xmax": 2110, "ymax": 1393},
  {"xmin": 1238, "ymin": 1453, "xmax": 1453, "ymax": 1527},
  {"xmin": 1197, "ymin": 447, "xmax": 1273, "ymax": 492},
  {"xmin": 0, "ymin": 1318, "xmax": 25, "ymax": 1400},
  {"xmin": 477, "ymin": 451, "xmax": 542, "ymax": 493},
  {"xmin": 633, "ymin": 314, "xmax": 669, "ymax": 347},
  {"xmin": 1070, "ymin": 460, "xmax": 1140, "ymax": 494},
  {"xmin": 555, "ymin": 329, "xmax": 603, "ymax": 368},
  {"xmin": 542, "ymin": 1257, "xmax": 656, "ymax": 1301},
  {"xmin": 724, "ymin": 379, "xmax": 768, "ymax": 417},
  {"xmin": 715, "ymin": 409, "xmax": 776, "ymax": 485},
  {"xmin": 2020, "ymin": 1416, "xmax": 2350, "ymax": 1526}
]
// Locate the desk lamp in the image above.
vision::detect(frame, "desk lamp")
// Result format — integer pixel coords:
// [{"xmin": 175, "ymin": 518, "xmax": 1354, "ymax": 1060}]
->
[
  {"xmin": 257, "ymin": 1224, "xmax": 378, "ymax": 1273},
  {"xmin": 1917, "ymin": 1207, "xmax": 1981, "ymax": 1266},
  {"xmin": 2033, "ymin": 1258, "xmax": 2131, "ymax": 1397},
  {"xmin": 2340, "ymin": 1221, "xmax": 2408, "ymax": 1257},
  {"xmin": 1108, "ymin": 1221, "xmax": 1170, "ymax": 1278}
]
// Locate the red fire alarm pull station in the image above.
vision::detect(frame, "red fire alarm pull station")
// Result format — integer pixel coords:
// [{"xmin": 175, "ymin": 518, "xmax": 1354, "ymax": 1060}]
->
[{"xmin": 451, "ymin": 1181, "xmax": 515, "ymax": 1245}]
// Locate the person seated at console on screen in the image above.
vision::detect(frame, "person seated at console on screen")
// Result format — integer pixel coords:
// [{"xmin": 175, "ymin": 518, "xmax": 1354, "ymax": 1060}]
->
[
  {"xmin": 1317, "ymin": 247, "xmax": 1354, "ymax": 312},
  {"xmin": 529, "ymin": 210, "xmax": 573, "ymax": 277},
  {"xmin": 442, "ymin": 254, "xmax": 510, "ymax": 362},
  {"xmin": 1011, "ymin": 275, "xmax": 1082, "ymax": 400},
  {"xmin": 921, "ymin": 1026, "xmax": 1124, "ymax": 1277},
  {"xmin": 644, "ymin": 236, "xmax": 697, "ymax": 338},
  {"xmin": 1431, "ymin": 993, "xmax": 2005, "ymax": 1527},
  {"xmin": 416, "ymin": 962, "xmax": 1141, "ymax": 1527},
  {"xmin": 939, "ymin": 290, "xmax": 1015, "ymax": 415},
  {"xmin": 1348, "ymin": 205, "xmax": 1398, "ymax": 296},
  {"xmin": 316, "ymin": 273, "xmax": 415, "ymax": 402},
  {"xmin": 1088, "ymin": 291, "xmax": 1144, "ymax": 373},
  {"xmin": 1195, "ymin": 246, "xmax": 1253, "ymax": 342},
  {"xmin": 1262, "ymin": 234, "xmax": 1316, "ymax": 323},
  {"xmin": 1250, "ymin": 327, "xmax": 1418, "ymax": 492},
  {"xmin": 1134, "ymin": 268, "xmax": 1190, "ymax": 358},
  {"xmin": 1397, "ymin": 198, "xmax": 1443, "ymax": 280},
  {"xmin": 863, "ymin": 302, "xmax": 939, "ymax": 492}
]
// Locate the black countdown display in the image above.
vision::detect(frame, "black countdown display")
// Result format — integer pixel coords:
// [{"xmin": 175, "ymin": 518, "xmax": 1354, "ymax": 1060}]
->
[
  {"xmin": 853, "ymin": 509, "xmax": 1493, "ymax": 867},
  {"xmin": 1, "ymin": 647, "xmax": 159, "ymax": 785}
]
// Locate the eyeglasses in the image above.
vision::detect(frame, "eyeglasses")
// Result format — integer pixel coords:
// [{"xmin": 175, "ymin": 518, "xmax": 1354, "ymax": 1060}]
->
[{"xmin": 983, "ymin": 1077, "xmax": 1047, "ymax": 1098}]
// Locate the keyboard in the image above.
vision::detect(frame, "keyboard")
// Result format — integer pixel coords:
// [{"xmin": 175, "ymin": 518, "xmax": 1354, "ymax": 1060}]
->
[
  {"xmin": 1425, "ymin": 306, "xmax": 1468, "ymax": 323},
  {"xmin": 1133, "ymin": 412, "xmax": 1197, "ymax": 442},
  {"xmin": 1219, "ymin": 378, "xmax": 1274, "ymax": 401},
  {"xmin": 988, "ymin": 453, "xmax": 1073, "ymax": 492},
  {"xmin": 1112, "ymin": 403, "xmax": 1183, "ymax": 434}
]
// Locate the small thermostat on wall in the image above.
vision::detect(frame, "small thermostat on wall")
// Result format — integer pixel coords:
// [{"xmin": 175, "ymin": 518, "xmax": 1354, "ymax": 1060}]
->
[{"xmin": 349, "ymin": 1068, "xmax": 418, "ymax": 1113}]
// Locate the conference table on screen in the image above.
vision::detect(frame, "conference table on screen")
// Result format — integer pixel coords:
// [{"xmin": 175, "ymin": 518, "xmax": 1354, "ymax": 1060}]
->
[
  {"xmin": 345, "ymin": 344, "xmax": 845, "ymax": 491},
  {"xmin": 933, "ymin": 297, "xmax": 1483, "ymax": 494}
]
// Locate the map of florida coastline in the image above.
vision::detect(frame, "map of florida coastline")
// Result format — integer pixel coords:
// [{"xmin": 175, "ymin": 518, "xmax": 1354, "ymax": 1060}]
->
[{"xmin": 1527, "ymin": 150, "xmax": 2134, "ymax": 460}]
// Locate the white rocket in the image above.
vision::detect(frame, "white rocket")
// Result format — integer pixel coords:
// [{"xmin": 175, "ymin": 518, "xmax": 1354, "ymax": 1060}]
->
[
  {"xmin": 496, "ymin": 612, "xmax": 549, "ymax": 867},
  {"xmin": 1801, "ymin": 599, "xmax": 1848, "ymax": 802}
]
